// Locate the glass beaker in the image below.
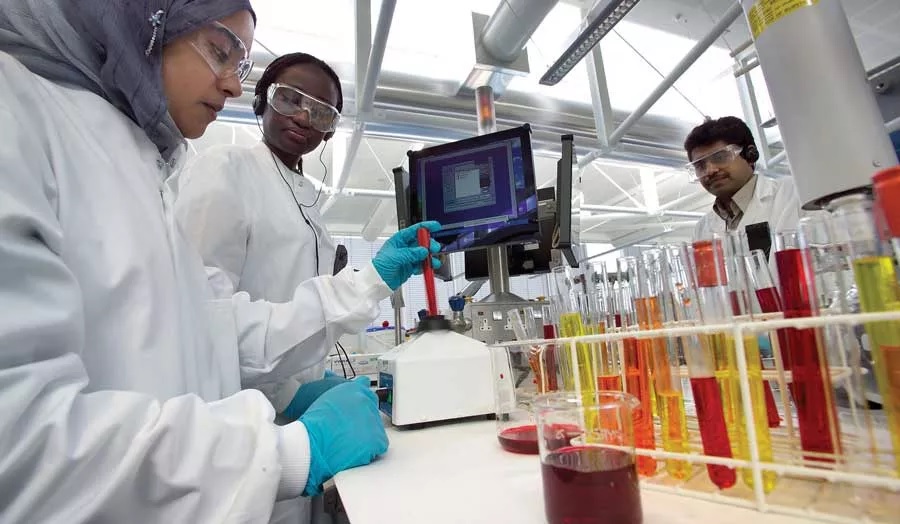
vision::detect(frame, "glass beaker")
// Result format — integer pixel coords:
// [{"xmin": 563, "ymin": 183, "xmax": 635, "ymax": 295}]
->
[
  {"xmin": 537, "ymin": 391, "xmax": 643, "ymax": 524},
  {"xmin": 490, "ymin": 343, "xmax": 546, "ymax": 454}
]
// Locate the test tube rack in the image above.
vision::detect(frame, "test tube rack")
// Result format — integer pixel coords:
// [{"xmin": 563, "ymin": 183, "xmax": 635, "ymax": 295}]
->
[{"xmin": 495, "ymin": 310, "xmax": 900, "ymax": 523}]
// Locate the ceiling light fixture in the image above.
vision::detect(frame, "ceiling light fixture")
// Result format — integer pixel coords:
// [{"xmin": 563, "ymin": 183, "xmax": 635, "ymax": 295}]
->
[{"xmin": 539, "ymin": 0, "xmax": 641, "ymax": 86}]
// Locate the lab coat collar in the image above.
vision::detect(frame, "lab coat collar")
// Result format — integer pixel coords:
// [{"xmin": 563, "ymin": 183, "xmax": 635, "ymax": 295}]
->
[
  {"xmin": 754, "ymin": 174, "xmax": 780, "ymax": 201},
  {"xmin": 253, "ymin": 141, "xmax": 303, "ymax": 176}
]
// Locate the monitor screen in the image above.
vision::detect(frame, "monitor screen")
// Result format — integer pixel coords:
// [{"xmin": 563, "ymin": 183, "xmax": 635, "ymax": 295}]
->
[
  {"xmin": 408, "ymin": 125, "xmax": 539, "ymax": 253},
  {"xmin": 464, "ymin": 187, "xmax": 556, "ymax": 280}
]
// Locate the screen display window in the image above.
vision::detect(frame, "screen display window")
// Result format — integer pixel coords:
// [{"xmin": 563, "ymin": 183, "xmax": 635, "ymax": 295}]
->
[{"xmin": 409, "ymin": 125, "xmax": 539, "ymax": 253}]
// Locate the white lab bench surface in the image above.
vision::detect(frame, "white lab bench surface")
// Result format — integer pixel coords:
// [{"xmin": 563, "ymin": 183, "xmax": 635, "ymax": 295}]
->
[{"xmin": 333, "ymin": 419, "xmax": 819, "ymax": 524}]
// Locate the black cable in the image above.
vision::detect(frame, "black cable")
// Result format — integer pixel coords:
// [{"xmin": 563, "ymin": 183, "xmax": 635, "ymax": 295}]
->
[
  {"xmin": 254, "ymin": 115, "xmax": 325, "ymax": 275},
  {"xmin": 336, "ymin": 341, "xmax": 356, "ymax": 379},
  {"xmin": 255, "ymin": 112, "xmax": 355, "ymax": 380}
]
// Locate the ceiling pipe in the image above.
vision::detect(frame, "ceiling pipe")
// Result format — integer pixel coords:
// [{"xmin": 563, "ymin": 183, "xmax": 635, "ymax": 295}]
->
[
  {"xmin": 481, "ymin": 0, "xmax": 559, "ymax": 63},
  {"xmin": 321, "ymin": 0, "xmax": 396, "ymax": 215}
]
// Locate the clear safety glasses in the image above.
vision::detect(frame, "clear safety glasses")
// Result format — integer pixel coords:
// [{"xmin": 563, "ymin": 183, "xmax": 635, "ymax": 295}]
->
[
  {"xmin": 190, "ymin": 21, "xmax": 254, "ymax": 82},
  {"xmin": 685, "ymin": 144, "xmax": 743, "ymax": 182},
  {"xmin": 267, "ymin": 83, "xmax": 341, "ymax": 133}
]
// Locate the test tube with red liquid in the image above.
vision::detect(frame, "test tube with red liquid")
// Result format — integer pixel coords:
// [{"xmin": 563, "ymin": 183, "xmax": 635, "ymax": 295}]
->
[
  {"xmin": 723, "ymin": 233, "xmax": 781, "ymax": 429},
  {"xmin": 616, "ymin": 257, "xmax": 657, "ymax": 477},
  {"xmin": 773, "ymin": 232, "xmax": 843, "ymax": 462},
  {"xmin": 416, "ymin": 227, "xmax": 438, "ymax": 316},
  {"xmin": 664, "ymin": 245, "xmax": 736, "ymax": 489},
  {"xmin": 692, "ymin": 237, "xmax": 777, "ymax": 492}
]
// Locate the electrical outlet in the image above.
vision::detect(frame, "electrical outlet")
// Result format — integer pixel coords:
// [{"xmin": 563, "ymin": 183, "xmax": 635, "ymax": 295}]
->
[{"xmin": 480, "ymin": 318, "xmax": 493, "ymax": 332}]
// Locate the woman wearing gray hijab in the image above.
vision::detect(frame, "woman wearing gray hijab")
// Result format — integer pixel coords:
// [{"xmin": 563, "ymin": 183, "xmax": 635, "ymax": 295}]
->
[{"xmin": 0, "ymin": 2, "xmax": 415, "ymax": 522}]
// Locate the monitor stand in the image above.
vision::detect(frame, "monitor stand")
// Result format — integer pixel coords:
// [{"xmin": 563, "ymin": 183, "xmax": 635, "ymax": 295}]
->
[
  {"xmin": 481, "ymin": 245, "xmax": 523, "ymax": 303},
  {"xmin": 468, "ymin": 245, "xmax": 545, "ymax": 345}
]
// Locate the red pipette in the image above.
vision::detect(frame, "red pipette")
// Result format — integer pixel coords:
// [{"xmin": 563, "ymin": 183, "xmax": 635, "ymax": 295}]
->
[{"xmin": 417, "ymin": 227, "xmax": 438, "ymax": 316}]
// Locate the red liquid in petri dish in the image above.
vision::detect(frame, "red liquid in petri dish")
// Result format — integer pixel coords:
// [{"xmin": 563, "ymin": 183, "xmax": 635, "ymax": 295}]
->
[
  {"xmin": 497, "ymin": 425, "xmax": 539, "ymax": 455},
  {"xmin": 542, "ymin": 447, "xmax": 642, "ymax": 524}
]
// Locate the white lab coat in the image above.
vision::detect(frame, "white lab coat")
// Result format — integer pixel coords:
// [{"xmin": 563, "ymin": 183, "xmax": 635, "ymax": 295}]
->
[
  {"xmin": 174, "ymin": 144, "xmax": 347, "ymax": 524},
  {"xmin": 693, "ymin": 174, "xmax": 804, "ymax": 240},
  {"xmin": 0, "ymin": 52, "xmax": 390, "ymax": 523},
  {"xmin": 174, "ymin": 142, "xmax": 338, "ymax": 413}
]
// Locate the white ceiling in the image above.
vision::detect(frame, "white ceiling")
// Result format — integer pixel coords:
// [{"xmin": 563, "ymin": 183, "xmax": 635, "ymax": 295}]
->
[{"xmin": 189, "ymin": 0, "xmax": 899, "ymax": 248}]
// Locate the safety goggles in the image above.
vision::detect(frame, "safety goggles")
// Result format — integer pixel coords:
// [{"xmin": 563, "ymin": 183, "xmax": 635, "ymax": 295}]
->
[
  {"xmin": 190, "ymin": 21, "xmax": 254, "ymax": 82},
  {"xmin": 267, "ymin": 83, "xmax": 341, "ymax": 133},
  {"xmin": 686, "ymin": 144, "xmax": 743, "ymax": 182}
]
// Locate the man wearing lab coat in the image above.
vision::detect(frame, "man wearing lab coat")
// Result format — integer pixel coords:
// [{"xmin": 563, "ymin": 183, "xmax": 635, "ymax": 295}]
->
[{"xmin": 687, "ymin": 116, "xmax": 803, "ymax": 241}]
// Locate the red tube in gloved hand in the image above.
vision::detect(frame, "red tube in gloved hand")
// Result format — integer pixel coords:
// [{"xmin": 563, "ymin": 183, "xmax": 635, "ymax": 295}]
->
[{"xmin": 417, "ymin": 227, "xmax": 438, "ymax": 316}]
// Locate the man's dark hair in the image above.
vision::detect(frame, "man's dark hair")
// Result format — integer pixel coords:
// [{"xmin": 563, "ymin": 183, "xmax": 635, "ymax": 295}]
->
[
  {"xmin": 255, "ymin": 52, "xmax": 343, "ymax": 112},
  {"xmin": 684, "ymin": 116, "xmax": 755, "ymax": 162}
]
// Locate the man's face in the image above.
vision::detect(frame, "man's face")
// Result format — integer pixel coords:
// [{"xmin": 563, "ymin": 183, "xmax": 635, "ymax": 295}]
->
[{"xmin": 689, "ymin": 140, "xmax": 754, "ymax": 199}]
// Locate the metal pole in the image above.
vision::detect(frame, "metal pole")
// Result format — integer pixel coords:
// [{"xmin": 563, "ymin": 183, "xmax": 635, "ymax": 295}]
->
[
  {"xmin": 324, "ymin": 0, "xmax": 397, "ymax": 214},
  {"xmin": 354, "ymin": 0, "xmax": 372, "ymax": 105},
  {"xmin": 475, "ymin": 85, "xmax": 497, "ymax": 135},
  {"xmin": 474, "ymin": 84, "xmax": 513, "ymax": 298},
  {"xmin": 583, "ymin": 4, "xmax": 613, "ymax": 150},
  {"xmin": 608, "ymin": 2, "xmax": 743, "ymax": 146}
]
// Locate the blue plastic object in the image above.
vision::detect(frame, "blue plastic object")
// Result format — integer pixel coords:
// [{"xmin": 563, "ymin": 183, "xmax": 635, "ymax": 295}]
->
[
  {"xmin": 323, "ymin": 369, "xmax": 338, "ymax": 379},
  {"xmin": 299, "ymin": 376, "xmax": 389, "ymax": 496},
  {"xmin": 372, "ymin": 221, "xmax": 442, "ymax": 290},
  {"xmin": 281, "ymin": 376, "xmax": 348, "ymax": 421},
  {"xmin": 449, "ymin": 295, "xmax": 465, "ymax": 312}
]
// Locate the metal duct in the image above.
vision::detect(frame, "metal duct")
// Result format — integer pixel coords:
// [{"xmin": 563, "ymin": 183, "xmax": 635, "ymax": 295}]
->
[{"xmin": 480, "ymin": 0, "xmax": 559, "ymax": 63}]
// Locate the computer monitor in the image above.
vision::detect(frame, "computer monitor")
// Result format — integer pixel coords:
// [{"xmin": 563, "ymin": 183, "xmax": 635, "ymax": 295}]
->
[
  {"xmin": 464, "ymin": 187, "xmax": 556, "ymax": 280},
  {"xmin": 408, "ymin": 124, "xmax": 540, "ymax": 253},
  {"xmin": 553, "ymin": 134, "xmax": 581, "ymax": 267}
]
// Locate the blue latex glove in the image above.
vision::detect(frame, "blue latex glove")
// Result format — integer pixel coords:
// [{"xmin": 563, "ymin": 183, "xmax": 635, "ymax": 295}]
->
[
  {"xmin": 299, "ymin": 376, "xmax": 388, "ymax": 496},
  {"xmin": 323, "ymin": 369, "xmax": 338, "ymax": 379},
  {"xmin": 758, "ymin": 334, "xmax": 774, "ymax": 361},
  {"xmin": 373, "ymin": 221, "xmax": 442, "ymax": 290},
  {"xmin": 281, "ymin": 376, "xmax": 349, "ymax": 421}
]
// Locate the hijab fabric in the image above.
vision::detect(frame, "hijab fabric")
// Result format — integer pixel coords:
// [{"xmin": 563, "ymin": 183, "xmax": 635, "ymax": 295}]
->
[{"xmin": 0, "ymin": 0, "xmax": 256, "ymax": 161}]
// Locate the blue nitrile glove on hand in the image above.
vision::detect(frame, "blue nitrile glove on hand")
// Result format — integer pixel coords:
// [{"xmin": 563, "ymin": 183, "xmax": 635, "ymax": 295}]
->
[
  {"xmin": 299, "ymin": 376, "xmax": 389, "ymax": 496},
  {"xmin": 281, "ymin": 375, "xmax": 349, "ymax": 421},
  {"xmin": 323, "ymin": 369, "xmax": 338, "ymax": 379},
  {"xmin": 373, "ymin": 221, "xmax": 442, "ymax": 290},
  {"xmin": 758, "ymin": 334, "xmax": 774, "ymax": 360}
]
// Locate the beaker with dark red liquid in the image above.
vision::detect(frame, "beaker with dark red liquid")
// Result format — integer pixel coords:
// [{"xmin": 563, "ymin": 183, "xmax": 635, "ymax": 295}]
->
[{"xmin": 536, "ymin": 391, "xmax": 643, "ymax": 524}]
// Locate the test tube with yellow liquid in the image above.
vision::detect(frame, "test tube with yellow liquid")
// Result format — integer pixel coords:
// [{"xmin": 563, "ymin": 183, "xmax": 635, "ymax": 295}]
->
[
  {"xmin": 617, "ymin": 257, "xmax": 658, "ymax": 477},
  {"xmin": 635, "ymin": 250, "xmax": 691, "ymax": 479},
  {"xmin": 830, "ymin": 192, "xmax": 900, "ymax": 473},
  {"xmin": 551, "ymin": 265, "xmax": 598, "ymax": 398},
  {"xmin": 690, "ymin": 237, "xmax": 777, "ymax": 493}
]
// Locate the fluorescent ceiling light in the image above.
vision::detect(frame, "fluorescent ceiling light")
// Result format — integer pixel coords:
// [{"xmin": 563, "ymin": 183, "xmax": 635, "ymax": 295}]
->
[{"xmin": 540, "ymin": 0, "xmax": 640, "ymax": 86}]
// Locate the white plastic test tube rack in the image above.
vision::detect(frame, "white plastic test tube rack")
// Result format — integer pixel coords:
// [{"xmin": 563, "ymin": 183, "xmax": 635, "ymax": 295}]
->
[{"xmin": 495, "ymin": 310, "xmax": 900, "ymax": 523}]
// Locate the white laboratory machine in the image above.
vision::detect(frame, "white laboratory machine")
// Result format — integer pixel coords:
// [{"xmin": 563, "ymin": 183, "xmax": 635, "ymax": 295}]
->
[{"xmin": 376, "ymin": 316, "xmax": 495, "ymax": 427}]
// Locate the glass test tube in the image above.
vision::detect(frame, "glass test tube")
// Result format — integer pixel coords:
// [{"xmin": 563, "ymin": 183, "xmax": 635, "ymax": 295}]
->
[
  {"xmin": 691, "ymin": 237, "xmax": 777, "ymax": 492},
  {"xmin": 665, "ymin": 245, "xmax": 736, "ymax": 488},
  {"xmin": 745, "ymin": 250, "xmax": 795, "ymax": 402},
  {"xmin": 551, "ymin": 265, "xmax": 598, "ymax": 396},
  {"xmin": 724, "ymin": 232, "xmax": 781, "ymax": 429},
  {"xmin": 540, "ymin": 304, "xmax": 560, "ymax": 393},
  {"xmin": 617, "ymin": 257, "xmax": 658, "ymax": 476},
  {"xmin": 829, "ymin": 194, "xmax": 900, "ymax": 473},
  {"xmin": 773, "ymin": 230, "xmax": 843, "ymax": 462},
  {"xmin": 594, "ymin": 264, "xmax": 623, "ymax": 392},
  {"xmin": 637, "ymin": 250, "xmax": 691, "ymax": 479}
]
